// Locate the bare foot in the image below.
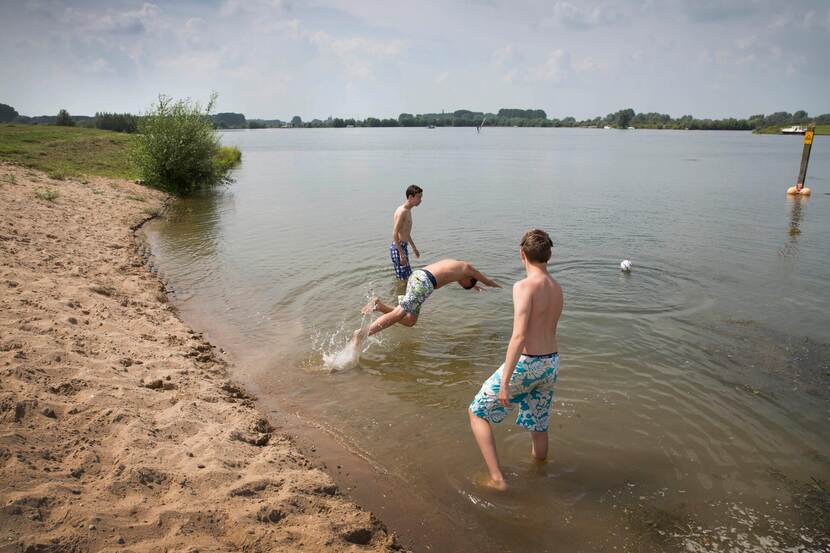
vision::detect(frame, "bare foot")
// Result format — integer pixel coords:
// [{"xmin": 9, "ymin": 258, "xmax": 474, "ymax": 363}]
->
[
  {"xmin": 485, "ymin": 477, "xmax": 508, "ymax": 491},
  {"xmin": 361, "ymin": 297, "xmax": 379, "ymax": 315},
  {"xmin": 351, "ymin": 328, "xmax": 367, "ymax": 349},
  {"xmin": 472, "ymin": 472, "xmax": 508, "ymax": 491}
]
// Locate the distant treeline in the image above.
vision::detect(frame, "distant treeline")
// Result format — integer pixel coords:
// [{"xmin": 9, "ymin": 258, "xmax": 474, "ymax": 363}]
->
[{"xmin": 2, "ymin": 102, "xmax": 828, "ymax": 132}]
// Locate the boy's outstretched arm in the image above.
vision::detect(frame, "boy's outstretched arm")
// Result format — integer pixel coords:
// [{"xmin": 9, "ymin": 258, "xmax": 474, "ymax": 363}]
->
[{"xmin": 466, "ymin": 263, "xmax": 501, "ymax": 288}]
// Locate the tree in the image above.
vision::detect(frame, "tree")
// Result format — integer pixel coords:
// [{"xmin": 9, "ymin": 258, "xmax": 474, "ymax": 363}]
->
[
  {"xmin": 291, "ymin": 115, "xmax": 302, "ymax": 127},
  {"xmin": 131, "ymin": 93, "xmax": 234, "ymax": 195},
  {"xmin": 398, "ymin": 113, "xmax": 415, "ymax": 126},
  {"xmin": 0, "ymin": 103, "xmax": 18, "ymax": 123},
  {"xmin": 616, "ymin": 108, "xmax": 635, "ymax": 128},
  {"xmin": 56, "ymin": 109, "xmax": 74, "ymax": 126}
]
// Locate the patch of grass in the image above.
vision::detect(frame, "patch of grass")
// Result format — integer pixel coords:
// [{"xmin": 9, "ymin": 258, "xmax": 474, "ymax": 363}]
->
[
  {"xmin": 1, "ymin": 173, "xmax": 16, "ymax": 185},
  {"xmin": 34, "ymin": 188, "xmax": 60, "ymax": 202},
  {"xmin": 142, "ymin": 206, "xmax": 162, "ymax": 217},
  {"xmin": 48, "ymin": 169, "xmax": 67, "ymax": 180},
  {"xmin": 0, "ymin": 124, "xmax": 133, "ymax": 179},
  {"xmin": 126, "ymin": 194, "xmax": 146, "ymax": 202},
  {"xmin": 214, "ymin": 145, "xmax": 242, "ymax": 173}
]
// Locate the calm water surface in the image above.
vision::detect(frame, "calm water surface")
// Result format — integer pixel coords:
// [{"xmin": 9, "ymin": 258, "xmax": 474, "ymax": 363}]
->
[{"xmin": 145, "ymin": 128, "xmax": 830, "ymax": 552}]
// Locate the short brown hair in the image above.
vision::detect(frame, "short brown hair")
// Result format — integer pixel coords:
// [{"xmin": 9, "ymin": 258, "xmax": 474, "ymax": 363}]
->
[
  {"xmin": 406, "ymin": 184, "xmax": 423, "ymax": 198},
  {"xmin": 521, "ymin": 229, "xmax": 553, "ymax": 263}
]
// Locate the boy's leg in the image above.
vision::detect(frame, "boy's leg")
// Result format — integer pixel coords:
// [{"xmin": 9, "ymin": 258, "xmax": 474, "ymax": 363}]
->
[
  {"xmin": 531, "ymin": 431, "xmax": 548, "ymax": 461},
  {"xmin": 352, "ymin": 306, "xmax": 410, "ymax": 348},
  {"xmin": 469, "ymin": 410, "xmax": 507, "ymax": 490},
  {"xmin": 361, "ymin": 297, "xmax": 394, "ymax": 315}
]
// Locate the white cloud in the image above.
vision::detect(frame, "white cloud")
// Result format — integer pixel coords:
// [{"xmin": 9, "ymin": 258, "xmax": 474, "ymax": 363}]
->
[
  {"xmin": 493, "ymin": 44, "xmax": 514, "ymax": 66},
  {"xmin": 572, "ymin": 56, "xmax": 606, "ymax": 72},
  {"xmin": 529, "ymin": 49, "xmax": 570, "ymax": 82},
  {"xmin": 309, "ymin": 31, "xmax": 405, "ymax": 80},
  {"xmin": 81, "ymin": 57, "xmax": 116, "ymax": 76},
  {"xmin": 67, "ymin": 3, "xmax": 160, "ymax": 35},
  {"xmin": 541, "ymin": 1, "xmax": 620, "ymax": 29},
  {"xmin": 435, "ymin": 71, "xmax": 449, "ymax": 84},
  {"xmin": 734, "ymin": 35, "xmax": 756, "ymax": 50}
]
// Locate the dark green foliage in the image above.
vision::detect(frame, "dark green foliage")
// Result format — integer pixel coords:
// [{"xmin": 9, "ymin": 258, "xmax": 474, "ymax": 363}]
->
[
  {"xmin": 291, "ymin": 115, "xmax": 302, "ymax": 127},
  {"xmin": 614, "ymin": 108, "xmax": 635, "ymax": 128},
  {"xmin": 497, "ymin": 108, "xmax": 547, "ymax": 119},
  {"xmin": 247, "ymin": 118, "xmax": 282, "ymax": 128},
  {"xmin": 212, "ymin": 112, "xmax": 247, "ymax": 129},
  {"xmin": 0, "ymin": 103, "xmax": 18, "ymax": 123},
  {"xmin": 94, "ymin": 112, "xmax": 138, "ymax": 133},
  {"xmin": 131, "ymin": 94, "xmax": 237, "ymax": 196},
  {"xmin": 56, "ymin": 109, "xmax": 74, "ymax": 126}
]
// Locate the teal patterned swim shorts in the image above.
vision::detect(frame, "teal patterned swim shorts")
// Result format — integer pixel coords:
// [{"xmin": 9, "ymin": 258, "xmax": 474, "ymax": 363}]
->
[
  {"xmin": 398, "ymin": 269, "xmax": 435, "ymax": 316},
  {"xmin": 469, "ymin": 353, "xmax": 559, "ymax": 432}
]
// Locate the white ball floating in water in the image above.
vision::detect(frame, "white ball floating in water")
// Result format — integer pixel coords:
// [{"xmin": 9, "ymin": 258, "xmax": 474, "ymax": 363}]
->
[{"xmin": 620, "ymin": 259, "xmax": 633, "ymax": 272}]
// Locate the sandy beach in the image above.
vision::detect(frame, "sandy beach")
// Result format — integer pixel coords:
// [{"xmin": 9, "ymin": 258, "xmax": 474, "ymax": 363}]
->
[{"xmin": 0, "ymin": 163, "xmax": 406, "ymax": 552}]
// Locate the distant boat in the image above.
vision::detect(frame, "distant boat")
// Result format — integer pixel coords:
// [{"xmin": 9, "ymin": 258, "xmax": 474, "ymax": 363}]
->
[
  {"xmin": 427, "ymin": 124, "xmax": 436, "ymax": 129},
  {"xmin": 603, "ymin": 125, "xmax": 612, "ymax": 129},
  {"xmin": 781, "ymin": 125, "xmax": 807, "ymax": 135}
]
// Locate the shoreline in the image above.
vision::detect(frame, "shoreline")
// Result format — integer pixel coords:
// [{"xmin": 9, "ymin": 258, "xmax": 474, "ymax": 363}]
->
[
  {"xmin": 0, "ymin": 163, "xmax": 407, "ymax": 552},
  {"xmin": 138, "ymin": 224, "xmax": 491, "ymax": 553}
]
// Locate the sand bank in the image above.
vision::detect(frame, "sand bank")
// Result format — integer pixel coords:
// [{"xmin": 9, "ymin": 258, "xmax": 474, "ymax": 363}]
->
[{"xmin": 0, "ymin": 163, "xmax": 406, "ymax": 552}]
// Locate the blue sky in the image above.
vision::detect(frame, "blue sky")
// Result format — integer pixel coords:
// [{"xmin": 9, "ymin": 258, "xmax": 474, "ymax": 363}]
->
[{"xmin": 1, "ymin": 0, "xmax": 829, "ymax": 120}]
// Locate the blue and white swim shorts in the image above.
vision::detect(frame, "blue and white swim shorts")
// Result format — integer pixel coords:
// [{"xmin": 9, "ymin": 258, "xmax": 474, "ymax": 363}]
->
[
  {"xmin": 469, "ymin": 353, "xmax": 559, "ymax": 432},
  {"xmin": 390, "ymin": 241, "xmax": 412, "ymax": 280}
]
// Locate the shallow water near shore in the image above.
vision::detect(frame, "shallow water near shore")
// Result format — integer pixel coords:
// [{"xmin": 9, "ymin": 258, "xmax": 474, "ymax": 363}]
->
[{"xmin": 144, "ymin": 128, "xmax": 830, "ymax": 551}]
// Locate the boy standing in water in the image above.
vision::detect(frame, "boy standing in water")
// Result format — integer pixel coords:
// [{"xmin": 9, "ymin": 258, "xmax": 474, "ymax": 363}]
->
[
  {"xmin": 469, "ymin": 229, "xmax": 563, "ymax": 490},
  {"xmin": 391, "ymin": 185, "xmax": 423, "ymax": 281}
]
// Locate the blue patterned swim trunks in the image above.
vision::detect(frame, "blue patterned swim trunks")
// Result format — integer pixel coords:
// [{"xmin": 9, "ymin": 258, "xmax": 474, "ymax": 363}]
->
[
  {"xmin": 390, "ymin": 241, "xmax": 412, "ymax": 280},
  {"xmin": 397, "ymin": 269, "xmax": 435, "ymax": 317},
  {"xmin": 469, "ymin": 353, "xmax": 559, "ymax": 432}
]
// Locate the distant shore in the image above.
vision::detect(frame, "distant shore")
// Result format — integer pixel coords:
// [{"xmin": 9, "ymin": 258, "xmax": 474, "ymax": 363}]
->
[{"xmin": 0, "ymin": 162, "xmax": 406, "ymax": 552}]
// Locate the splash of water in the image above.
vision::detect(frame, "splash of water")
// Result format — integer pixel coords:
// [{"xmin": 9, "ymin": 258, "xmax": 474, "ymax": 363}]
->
[{"xmin": 322, "ymin": 309, "xmax": 373, "ymax": 371}]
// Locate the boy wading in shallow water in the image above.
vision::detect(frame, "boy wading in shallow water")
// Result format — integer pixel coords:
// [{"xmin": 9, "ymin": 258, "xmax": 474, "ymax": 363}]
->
[
  {"xmin": 351, "ymin": 259, "xmax": 500, "ymax": 348},
  {"xmin": 469, "ymin": 229, "xmax": 563, "ymax": 490},
  {"xmin": 391, "ymin": 185, "xmax": 423, "ymax": 281}
]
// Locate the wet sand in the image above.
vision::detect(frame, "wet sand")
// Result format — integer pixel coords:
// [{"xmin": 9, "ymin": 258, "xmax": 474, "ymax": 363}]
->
[{"xmin": 0, "ymin": 163, "xmax": 407, "ymax": 552}]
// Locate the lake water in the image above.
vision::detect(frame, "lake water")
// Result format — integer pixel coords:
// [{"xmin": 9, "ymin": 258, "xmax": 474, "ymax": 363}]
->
[{"xmin": 144, "ymin": 128, "xmax": 830, "ymax": 552}]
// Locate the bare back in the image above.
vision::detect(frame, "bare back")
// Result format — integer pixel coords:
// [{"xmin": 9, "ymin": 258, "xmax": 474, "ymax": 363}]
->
[
  {"xmin": 521, "ymin": 272, "xmax": 563, "ymax": 355},
  {"xmin": 423, "ymin": 259, "xmax": 466, "ymax": 288}
]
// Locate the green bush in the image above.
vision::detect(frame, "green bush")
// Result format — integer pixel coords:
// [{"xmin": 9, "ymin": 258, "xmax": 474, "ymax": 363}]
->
[
  {"xmin": 131, "ymin": 93, "xmax": 236, "ymax": 196},
  {"xmin": 56, "ymin": 109, "xmax": 75, "ymax": 127},
  {"xmin": 214, "ymin": 145, "xmax": 241, "ymax": 173}
]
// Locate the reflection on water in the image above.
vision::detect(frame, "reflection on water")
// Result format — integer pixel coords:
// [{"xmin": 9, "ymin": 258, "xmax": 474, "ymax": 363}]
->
[
  {"xmin": 781, "ymin": 195, "xmax": 807, "ymax": 258},
  {"xmin": 144, "ymin": 128, "xmax": 830, "ymax": 552}
]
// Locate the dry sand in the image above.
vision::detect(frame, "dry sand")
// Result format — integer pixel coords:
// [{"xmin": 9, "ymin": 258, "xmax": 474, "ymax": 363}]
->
[{"xmin": 0, "ymin": 163, "xmax": 407, "ymax": 552}]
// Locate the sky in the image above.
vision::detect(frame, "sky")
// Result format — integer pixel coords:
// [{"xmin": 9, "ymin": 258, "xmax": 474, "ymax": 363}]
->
[{"xmin": 1, "ymin": 0, "xmax": 829, "ymax": 120}]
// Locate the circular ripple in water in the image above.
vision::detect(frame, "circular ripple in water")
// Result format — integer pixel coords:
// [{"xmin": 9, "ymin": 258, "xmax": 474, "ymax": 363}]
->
[{"xmin": 551, "ymin": 259, "xmax": 710, "ymax": 316}]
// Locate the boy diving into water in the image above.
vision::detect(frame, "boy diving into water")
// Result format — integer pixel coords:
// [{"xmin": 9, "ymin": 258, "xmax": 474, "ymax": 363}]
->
[{"xmin": 351, "ymin": 259, "xmax": 500, "ymax": 348}]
